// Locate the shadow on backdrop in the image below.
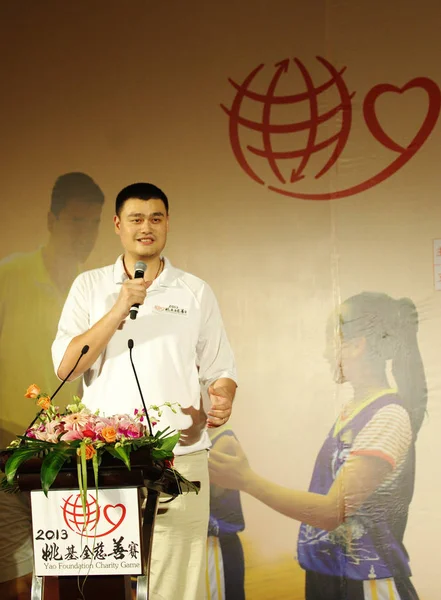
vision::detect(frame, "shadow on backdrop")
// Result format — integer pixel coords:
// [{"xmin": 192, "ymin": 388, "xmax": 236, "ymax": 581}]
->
[{"xmin": 0, "ymin": 172, "xmax": 104, "ymax": 597}]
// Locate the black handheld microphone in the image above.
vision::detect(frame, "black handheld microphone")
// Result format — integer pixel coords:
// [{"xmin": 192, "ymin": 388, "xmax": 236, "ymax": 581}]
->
[
  {"xmin": 130, "ymin": 261, "xmax": 147, "ymax": 320},
  {"xmin": 24, "ymin": 345, "xmax": 90, "ymax": 434},
  {"xmin": 128, "ymin": 339, "xmax": 153, "ymax": 436}
]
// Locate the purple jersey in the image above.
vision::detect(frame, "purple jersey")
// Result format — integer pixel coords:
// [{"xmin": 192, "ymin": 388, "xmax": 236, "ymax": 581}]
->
[
  {"xmin": 209, "ymin": 429, "xmax": 245, "ymax": 536},
  {"xmin": 297, "ymin": 393, "xmax": 414, "ymax": 580}
]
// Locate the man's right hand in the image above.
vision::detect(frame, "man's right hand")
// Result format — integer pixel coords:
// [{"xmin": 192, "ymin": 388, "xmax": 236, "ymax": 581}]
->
[
  {"xmin": 57, "ymin": 278, "xmax": 152, "ymax": 381},
  {"xmin": 111, "ymin": 278, "xmax": 151, "ymax": 321}
]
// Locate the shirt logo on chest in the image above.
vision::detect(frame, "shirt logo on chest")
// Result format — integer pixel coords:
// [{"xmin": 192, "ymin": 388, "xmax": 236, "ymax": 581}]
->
[{"xmin": 153, "ymin": 304, "xmax": 188, "ymax": 316}]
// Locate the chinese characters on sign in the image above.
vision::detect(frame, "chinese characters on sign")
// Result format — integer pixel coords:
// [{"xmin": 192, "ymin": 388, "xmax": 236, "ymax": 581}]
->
[{"xmin": 31, "ymin": 488, "xmax": 142, "ymax": 576}]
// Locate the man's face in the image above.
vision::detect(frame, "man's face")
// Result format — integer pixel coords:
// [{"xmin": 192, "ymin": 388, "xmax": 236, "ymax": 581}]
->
[
  {"xmin": 114, "ymin": 198, "xmax": 169, "ymax": 261},
  {"xmin": 49, "ymin": 198, "xmax": 102, "ymax": 263}
]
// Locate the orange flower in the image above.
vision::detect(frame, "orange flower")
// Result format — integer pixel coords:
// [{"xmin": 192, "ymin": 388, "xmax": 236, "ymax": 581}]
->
[
  {"xmin": 37, "ymin": 396, "xmax": 51, "ymax": 411},
  {"xmin": 101, "ymin": 426, "xmax": 117, "ymax": 443},
  {"xmin": 85, "ymin": 445, "xmax": 96, "ymax": 460},
  {"xmin": 77, "ymin": 445, "xmax": 96, "ymax": 460},
  {"xmin": 25, "ymin": 384, "xmax": 41, "ymax": 399}
]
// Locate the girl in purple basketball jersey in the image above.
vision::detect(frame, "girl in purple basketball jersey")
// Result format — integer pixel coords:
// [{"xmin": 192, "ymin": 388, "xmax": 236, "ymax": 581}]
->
[{"xmin": 209, "ymin": 293, "xmax": 426, "ymax": 600}]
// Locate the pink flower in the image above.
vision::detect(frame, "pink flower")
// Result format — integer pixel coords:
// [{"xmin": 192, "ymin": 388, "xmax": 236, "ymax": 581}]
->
[
  {"xmin": 61, "ymin": 429, "xmax": 84, "ymax": 441},
  {"xmin": 35, "ymin": 430, "xmax": 59, "ymax": 443},
  {"xmin": 31, "ymin": 420, "xmax": 63, "ymax": 443},
  {"xmin": 95, "ymin": 416, "xmax": 119, "ymax": 429},
  {"xmin": 63, "ymin": 412, "xmax": 90, "ymax": 431},
  {"xmin": 112, "ymin": 414, "xmax": 129, "ymax": 425},
  {"xmin": 118, "ymin": 420, "xmax": 143, "ymax": 439},
  {"xmin": 34, "ymin": 423, "xmax": 58, "ymax": 443},
  {"xmin": 46, "ymin": 420, "xmax": 62, "ymax": 435}
]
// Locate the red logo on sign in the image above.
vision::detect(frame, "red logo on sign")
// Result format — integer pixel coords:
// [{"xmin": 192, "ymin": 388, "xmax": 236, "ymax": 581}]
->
[
  {"xmin": 221, "ymin": 57, "xmax": 441, "ymax": 200},
  {"xmin": 61, "ymin": 493, "xmax": 126, "ymax": 538}
]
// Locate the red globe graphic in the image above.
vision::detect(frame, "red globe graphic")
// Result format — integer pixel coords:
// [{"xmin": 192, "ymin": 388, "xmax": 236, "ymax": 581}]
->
[
  {"xmin": 221, "ymin": 57, "xmax": 354, "ymax": 189},
  {"xmin": 62, "ymin": 493, "xmax": 101, "ymax": 535},
  {"xmin": 222, "ymin": 57, "xmax": 441, "ymax": 200}
]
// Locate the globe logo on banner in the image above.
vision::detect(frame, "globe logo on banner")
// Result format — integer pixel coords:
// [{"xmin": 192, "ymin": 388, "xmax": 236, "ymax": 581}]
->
[
  {"xmin": 62, "ymin": 493, "xmax": 127, "ymax": 538},
  {"xmin": 221, "ymin": 57, "xmax": 441, "ymax": 200}
]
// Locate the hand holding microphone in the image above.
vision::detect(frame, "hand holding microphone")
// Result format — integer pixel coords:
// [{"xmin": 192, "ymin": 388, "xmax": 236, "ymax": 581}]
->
[
  {"xmin": 112, "ymin": 261, "xmax": 151, "ymax": 321},
  {"xmin": 130, "ymin": 261, "xmax": 148, "ymax": 320}
]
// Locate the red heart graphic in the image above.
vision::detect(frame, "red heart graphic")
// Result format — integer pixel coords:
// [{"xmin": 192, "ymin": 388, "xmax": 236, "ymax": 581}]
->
[
  {"xmin": 269, "ymin": 76, "xmax": 441, "ymax": 200},
  {"xmin": 364, "ymin": 77, "xmax": 440, "ymax": 156},
  {"xmin": 103, "ymin": 503, "xmax": 126, "ymax": 534}
]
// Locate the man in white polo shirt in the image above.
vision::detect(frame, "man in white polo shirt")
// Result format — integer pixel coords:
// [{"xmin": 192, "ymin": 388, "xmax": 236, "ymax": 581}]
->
[{"xmin": 52, "ymin": 182, "xmax": 237, "ymax": 600}]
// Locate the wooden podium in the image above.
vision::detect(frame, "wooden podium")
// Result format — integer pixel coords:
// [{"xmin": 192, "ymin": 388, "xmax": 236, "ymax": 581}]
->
[{"xmin": 0, "ymin": 448, "xmax": 200, "ymax": 600}]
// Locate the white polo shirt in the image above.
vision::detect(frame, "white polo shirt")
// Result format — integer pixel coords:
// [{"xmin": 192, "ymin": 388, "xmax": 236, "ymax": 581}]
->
[{"xmin": 51, "ymin": 256, "xmax": 237, "ymax": 455}]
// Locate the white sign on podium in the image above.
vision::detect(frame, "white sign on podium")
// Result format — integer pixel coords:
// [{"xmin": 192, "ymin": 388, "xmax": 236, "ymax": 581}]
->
[{"xmin": 31, "ymin": 487, "xmax": 142, "ymax": 576}]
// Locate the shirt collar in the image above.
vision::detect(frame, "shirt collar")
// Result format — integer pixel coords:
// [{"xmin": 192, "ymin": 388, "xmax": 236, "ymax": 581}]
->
[
  {"xmin": 113, "ymin": 255, "xmax": 180, "ymax": 287},
  {"xmin": 113, "ymin": 255, "xmax": 128, "ymax": 284}
]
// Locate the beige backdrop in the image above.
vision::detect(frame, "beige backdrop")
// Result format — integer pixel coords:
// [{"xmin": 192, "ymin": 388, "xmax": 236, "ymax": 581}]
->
[{"xmin": 1, "ymin": 1, "xmax": 440, "ymax": 598}]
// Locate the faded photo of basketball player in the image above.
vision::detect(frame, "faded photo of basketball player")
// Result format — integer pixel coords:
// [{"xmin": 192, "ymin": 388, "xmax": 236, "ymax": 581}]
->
[
  {"xmin": 174, "ymin": 398, "xmax": 246, "ymax": 600},
  {"xmin": 0, "ymin": 172, "xmax": 104, "ymax": 447},
  {"xmin": 0, "ymin": 172, "xmax": 104, "ymax": 599},
  {"xmin": 206, "ymin": 426, "xmax": 246, "ymax": 600},
  {"xmin": 209, "ymin": 292, "xmax": 425, "ymax": 600}
]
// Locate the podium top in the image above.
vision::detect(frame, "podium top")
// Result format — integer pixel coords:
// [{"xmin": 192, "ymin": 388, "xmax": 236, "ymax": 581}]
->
[{"xmin": 0, "ymin": 447, "xmax": 200, "ymax": 496}]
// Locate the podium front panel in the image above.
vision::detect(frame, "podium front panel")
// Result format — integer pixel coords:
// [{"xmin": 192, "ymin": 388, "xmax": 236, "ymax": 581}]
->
[{"xmin": 31, "ymin": 487, "xmax": 143, "ymax": 577}]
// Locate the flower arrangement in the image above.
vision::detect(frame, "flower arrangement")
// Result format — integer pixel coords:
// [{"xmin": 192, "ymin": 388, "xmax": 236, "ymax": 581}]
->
[{"xmin": 1, "ymin": 384, "xmax": 193, "ymax": 502}]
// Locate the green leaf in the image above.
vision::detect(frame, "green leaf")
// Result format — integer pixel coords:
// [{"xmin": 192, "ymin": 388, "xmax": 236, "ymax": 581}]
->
[
  {"xmin": 40, "ymin": 448, "xmax": 73, "ymax": 496},
  {"xmin": 92, "ymin": 452, "xmax": 99, "ymax": 487},
  {"xmin": 105, "ymin": 445, "xmax": 131, "ymax": 470},
  {"xmin": 5, "ymin": 447, "xmax": 40, "ymax": 484},
  {"xmin": 172, "ymin": 469, "xmax": 200, "ymax": 495},
  {"xmin": 80, "ymin": 443, "xmax": 88, "ymax": 516},
  {"xmin": 151, "ymin": 448, "xmax": 174, "ymax": 460},
  {"xmin": 158, "ymin": 432, "xmax": 180, "ymax": 453},
  {"xmin": 154, "ymin": 426, "xmax": 171, "ymax": 439},
  {"xmin": 77, "ymin": 455, "xmax": 83, "ymax": 511},
  {"xmin": 92, "ymin": 451, "xmax": 99, "ymax": 516},
  {"xmin": 15, "ymin": 437, "xmax": 54, "ymax": 448}
]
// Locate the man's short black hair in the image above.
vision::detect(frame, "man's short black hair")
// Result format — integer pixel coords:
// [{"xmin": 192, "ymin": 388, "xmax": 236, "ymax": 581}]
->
[
  {"xmin": 51, "ymin": 172, "xmax": 105, "ymax": 216},
  {"xmin": 115, "ymin": 182, "xmax": 169, "ymax": 216}
]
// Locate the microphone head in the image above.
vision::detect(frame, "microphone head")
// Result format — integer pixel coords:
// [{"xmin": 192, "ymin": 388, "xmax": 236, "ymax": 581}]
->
[
  {"xmin": 128, "ymin": 339, "xmax": 134, "ymax": 349},
  {"xmin": 81, "ymin": 345, "xmax": 90, "ymax": 355},
  {"xmin": 134, "ymin": 261, "xmax": 147, "ymax": 275}
]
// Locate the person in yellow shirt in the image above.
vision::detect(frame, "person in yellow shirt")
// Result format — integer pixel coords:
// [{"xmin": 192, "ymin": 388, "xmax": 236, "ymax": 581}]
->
[{"xmin": 0, "ymin": 172, "xmax": 104, "ymax": 599}]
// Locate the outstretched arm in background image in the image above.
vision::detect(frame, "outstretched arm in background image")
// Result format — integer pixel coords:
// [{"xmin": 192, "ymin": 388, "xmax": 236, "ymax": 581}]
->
[{"xmin": 209, "ymin": 437, "xmax": 392, "ymax": 531}]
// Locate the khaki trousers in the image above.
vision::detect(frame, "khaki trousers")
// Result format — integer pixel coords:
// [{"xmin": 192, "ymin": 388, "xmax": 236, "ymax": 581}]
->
[{"xmin": 149, "ymin": 450, "xmax": 210, "ymax": 600}]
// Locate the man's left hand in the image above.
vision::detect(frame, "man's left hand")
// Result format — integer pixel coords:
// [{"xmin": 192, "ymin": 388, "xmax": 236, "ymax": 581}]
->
[{"xmin": 207, "ymin": 384, "xmax": 234, "ymax": 428}]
